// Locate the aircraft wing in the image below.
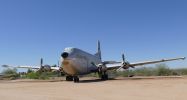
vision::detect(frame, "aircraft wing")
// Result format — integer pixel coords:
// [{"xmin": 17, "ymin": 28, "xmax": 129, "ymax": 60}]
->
[
  {"xmin": 105, "ymin": 57, "xmax": 185, "ymax": 70},
  {"xmin": 1, "ymin": 65, "xmax": 41, "ymax": 69},
  {"xmin": 17, "ymin": 66, "xmax": 41, "ymax": 69},
  {"xmin": 50, "ymin": 67, "xmax": 60, "ymax": 70},
  {"xmin": 17, "ymin": 66, "xmax": 60, "ymax": 70}
]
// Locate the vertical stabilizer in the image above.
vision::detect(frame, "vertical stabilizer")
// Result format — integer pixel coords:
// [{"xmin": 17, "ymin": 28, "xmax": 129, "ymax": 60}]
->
[{"xmin": 95, "ymin": 40, "xmax": 102, "ymax": 60}]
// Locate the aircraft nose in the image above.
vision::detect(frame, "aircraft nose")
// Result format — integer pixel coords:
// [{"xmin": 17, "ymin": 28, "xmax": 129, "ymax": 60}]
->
[
  {"xmin": 62, "ymin": 60, "xmax": 77, "ymax": 75},
  {"xmin": 61, "ymin": 52, "xmax": 69, "ymax": 59},
  {"xmin": 62, "ymin": 60, "xmax": 69, "ymax": 66}
]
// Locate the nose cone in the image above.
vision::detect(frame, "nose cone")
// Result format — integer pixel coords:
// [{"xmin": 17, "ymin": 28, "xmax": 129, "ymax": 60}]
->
[
  {"xmin": 62, "ymin": 60, "xmax": 77, "ymax": 75},
  {"xmin": 61, "ymin": 52, "xmax": 69, "ymax": 59}
]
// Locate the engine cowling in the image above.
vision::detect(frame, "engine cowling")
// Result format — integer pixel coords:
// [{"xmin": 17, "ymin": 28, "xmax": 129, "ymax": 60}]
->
[
  {"xmin": 121, "ymin": 61, "xmax": 134, "ymax": 69},
  {"xmin": 98, "ymin": 64, "xmax": 107, "ymax": 72}
]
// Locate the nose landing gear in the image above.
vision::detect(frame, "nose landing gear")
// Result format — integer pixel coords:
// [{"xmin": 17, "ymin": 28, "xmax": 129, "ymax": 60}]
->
[
  {"xmin": 66, "ymin": 76, "xmax": 73, "ymax": 81},
  {"xmin": 65, "ymin": 75, "xmax": 79, "ymax": 83},
  {"xmin": 73, "ymin": 76, "xmax": 79, "ymax": 83}
]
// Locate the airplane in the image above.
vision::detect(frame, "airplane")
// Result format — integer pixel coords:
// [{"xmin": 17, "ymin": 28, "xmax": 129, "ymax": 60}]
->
[
  {"xmin": 61, "ymin": 41, "xmax": 185, "ymax": 82},
  {"xmin": 1, "ymin": 41, "xmax": 185, "ymax": 82},
  {"xmin": 2, "ymin": 59, "xmax": 61, "ymax": 72}
]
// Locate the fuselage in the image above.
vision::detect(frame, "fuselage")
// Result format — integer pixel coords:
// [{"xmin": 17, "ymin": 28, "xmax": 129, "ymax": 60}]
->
[{"xmin": 61, "ymin": 47, "xmax": 101, "ymax": 76}]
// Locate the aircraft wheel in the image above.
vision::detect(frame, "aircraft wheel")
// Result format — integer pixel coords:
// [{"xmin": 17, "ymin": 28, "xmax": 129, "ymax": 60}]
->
[
  {"xmin": 66, "ymin": 76, "xmax": 73, "ymax": 81},
  {"xmin": 105, "ymin": 74, "xmax": 108, "ymax": 80},
  {"xmin": 73, "ymin": 76, "xmax": 79, "ymax": 83},
  {"xmin": 101, "ymin": 74, "xmax": 108, "ymax": 80},
  {"xmin": 128, "ymin": 75, "xmax": 134, "ymax": 77}
]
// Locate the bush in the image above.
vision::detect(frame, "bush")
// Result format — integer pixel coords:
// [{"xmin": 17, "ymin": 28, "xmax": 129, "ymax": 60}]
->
[
  {"xmin": 116, "ymin": 64, "xmax": 181, "ymax": 77},
  {"xmin": 2, "ymin": 68, "xmax": 17, "ymax": 75},
  {"xmin": 2, "ymin": 68, "xmax": 20, "ymax": 79},
  {"xmin": 26, "ymin": 71, "xmax": 50, "ymax": 80},
  {"xmin": 25, "ymin": 71, "xmax": 62, "ymax": 80},
  {"xmin": 133, "ymin": 67, "xmax": 155, "ymax": 76},
  {"xmin": 27, "ymin": 69, "xmax": 33, "ymax": 73},
  {"xmin": 155, "ymin": 64, "xmax": 172, "ymax": 76},
  {"xmin": 172, "ymin": 68, "xmax": 187, "ymax": 75},
  {"xmin": 26, "ymin": 72, "xmax": 40, "ymax": 79}
]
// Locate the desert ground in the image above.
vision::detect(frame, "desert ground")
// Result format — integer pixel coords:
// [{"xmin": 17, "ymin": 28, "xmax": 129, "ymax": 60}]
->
[{"xmin": 0, "ymin": 76, "xmax": 187, "ymax": 100}]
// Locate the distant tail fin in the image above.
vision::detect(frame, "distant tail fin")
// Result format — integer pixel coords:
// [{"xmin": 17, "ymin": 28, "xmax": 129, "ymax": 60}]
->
[{"xmin": 95, "ymin": 40, "xmax": 102, "ymax": 60}]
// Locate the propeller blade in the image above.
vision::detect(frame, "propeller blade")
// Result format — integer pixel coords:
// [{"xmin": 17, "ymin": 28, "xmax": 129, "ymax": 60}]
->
[
  {"xmin": 116, "ymin": 66, "xmax": 123, "ymax": 71},
  {"xmin": 1, "ymin": 65, "xmax": 16, "ymax": 68},
  {"xmin": 40, "ymin": 58, "xmax": 43, "ymax": 68},
  {"xmin": 1, "ymin": 65, "xmax": 11, "ymax": 67},
  {"xmin": 122, "ymin": 53, "xmax": 125, "ymax": 63}
]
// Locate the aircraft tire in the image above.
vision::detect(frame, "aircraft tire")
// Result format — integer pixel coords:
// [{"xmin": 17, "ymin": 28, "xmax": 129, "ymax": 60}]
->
[
  {"xmin": 105, "ymin": 74, "xmax": 108, "ymax": 80},
  {"xmin": 101, "ymin": 74, "xmax": 108, "ymax": 80},
  {"xmin": 66, "ymin": 76, "xmax": 73, "ymax": 81},
  {"xmin": 73, "ymin": 76, "xmax": 79, "ymax": 83}
]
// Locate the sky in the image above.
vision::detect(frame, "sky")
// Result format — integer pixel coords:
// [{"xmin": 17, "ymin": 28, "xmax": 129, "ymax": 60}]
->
[{"xmin": 0, "ymin": 0, "xmax": 187, "ymax": 72}]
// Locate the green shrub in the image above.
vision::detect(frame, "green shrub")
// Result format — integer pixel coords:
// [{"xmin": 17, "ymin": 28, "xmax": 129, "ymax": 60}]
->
[
  {"xmin": 2, "ymin": 68, "xmax": 17, "ymax": 75},
  {"xmin": 25, "ymin": 71, "xmax": 61, "ymax": 80},
  {"xmin": 27, "ymin": 69, "xmax": 33, "ymax": 73},
  {"xmin": 155, "ymin": 64, "xmax": 172, "ymax": 76},
  {"xmin": 39, "ymin": 72, "xmax": 49, "ymax": 80},
  {"xmin": 26, "ymin": 72, "xmax": 40, "ymax": 79},
  {"xmin": 2, "ymin": 68, "xmax": 20, "ymax": 79},
  {"xmin": 172, "ymin": 68, "xmax": 187, "ymax": 75},
  {"xmin": 133, "ymin": 67, "xmax": 155, "ymax": 76},
  {"xmin": 116, "ymin": 64, "xmax": 183, "ymax": 77}
]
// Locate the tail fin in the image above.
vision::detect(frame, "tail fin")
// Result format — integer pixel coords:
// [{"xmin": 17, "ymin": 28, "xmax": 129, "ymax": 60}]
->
[{"xmin": 95, "ymin": 40, "xmax": 102, "ymax": 60}]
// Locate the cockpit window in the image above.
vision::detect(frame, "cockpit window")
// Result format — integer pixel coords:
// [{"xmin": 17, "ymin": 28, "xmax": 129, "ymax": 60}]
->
[{"xmin": 61, "ymin": 52, "xmax": 69, "ymax": 58}]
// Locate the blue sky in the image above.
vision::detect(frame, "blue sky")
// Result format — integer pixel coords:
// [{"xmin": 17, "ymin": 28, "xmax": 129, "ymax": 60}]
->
[{"xmin": 0, "ymin": 0, "xmax": 187, "ymax": 72}]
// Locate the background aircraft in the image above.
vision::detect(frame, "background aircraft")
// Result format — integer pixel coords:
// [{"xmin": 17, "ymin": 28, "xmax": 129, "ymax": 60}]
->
[
  {"xmin": 61, "ymin": 41, "xmax": 185, "ymax": 82},
  {"xmin": 2, "ymin": 58, "xmax": 61, "ymax": 72}
]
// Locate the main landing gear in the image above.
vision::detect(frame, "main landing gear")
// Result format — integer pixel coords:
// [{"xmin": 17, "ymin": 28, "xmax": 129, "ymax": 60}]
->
[
  {"xmin": 66, "ymin": 75, "xmax": 79, "ymax": 83},
  {"xmin": 99, "ymin": 71, "xmax": 108, "ymax": 80},
  {"xmin": 101, "ymin": 74, "xmax": 108, "ymax": 80}
]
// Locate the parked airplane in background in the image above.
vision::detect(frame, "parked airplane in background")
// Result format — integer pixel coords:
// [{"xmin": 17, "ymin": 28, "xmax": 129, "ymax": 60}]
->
[
  {"xmin": 61, "ymin": 41, "xmax": 185, "ymax": 82},
  {"xmin": 2, "ymin": 58, "xmax": 61, "ymax": 72}
]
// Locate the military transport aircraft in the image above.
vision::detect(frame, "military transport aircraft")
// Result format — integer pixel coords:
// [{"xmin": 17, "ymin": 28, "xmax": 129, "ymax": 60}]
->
[
  {"xmin": 61, "ymin": 41, "xmax": 185, "ymax": 82},
  {"xmin": 2, "ymin": 41, "xmax": 185, "ymax": 82},
  {"xmin": 2, "ymin": 58, "xmax": 61, "ymax": 72}
]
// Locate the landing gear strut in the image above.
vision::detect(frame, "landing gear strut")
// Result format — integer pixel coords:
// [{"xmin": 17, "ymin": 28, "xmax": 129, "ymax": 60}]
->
[
  {"xmin": 99, "ymin": 71, "xmax": 108, "ymax": 80},
  {"xmin": 66, "ymin": 76, "xmax": 73, "ymax": 81}
]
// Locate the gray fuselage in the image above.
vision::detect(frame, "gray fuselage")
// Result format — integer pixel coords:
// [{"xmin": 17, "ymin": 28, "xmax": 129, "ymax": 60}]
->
[{"xmin": 62, "ymin": 47, "xmax": 101, "ymax": 75}]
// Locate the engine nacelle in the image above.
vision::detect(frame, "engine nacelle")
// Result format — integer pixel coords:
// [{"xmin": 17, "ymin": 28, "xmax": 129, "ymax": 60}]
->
[
  {"xmin": 41, "ymin": 65, "xmax": 51, "ymax": 71},
  {"xmin": 98, "ymin": 64, "xmax": 107, "ymax": 72},
  {"xmin": 121, "ymin": 62, "xmax": 134, "ymax": 69}
]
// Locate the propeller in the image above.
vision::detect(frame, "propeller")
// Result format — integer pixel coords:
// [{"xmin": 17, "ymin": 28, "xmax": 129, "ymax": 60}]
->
[
  {"xmin": 117, "ymin": 53, "xmax": 134, "ymax": 71},
  {"xmin": 122, "ymin": 53, "xmax": 125, "ymax": 64}
]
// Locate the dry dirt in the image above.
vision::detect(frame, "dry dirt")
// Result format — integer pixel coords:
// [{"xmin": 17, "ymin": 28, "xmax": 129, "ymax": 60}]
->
[{"xmin": 0, "ymin": 76, "xmax": 187, "ymax": 100}]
